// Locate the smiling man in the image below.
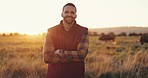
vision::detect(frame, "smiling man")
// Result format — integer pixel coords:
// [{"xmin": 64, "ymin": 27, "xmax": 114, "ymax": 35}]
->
[{"xmin": 43, "ymin": 3, "xmax": 89, "ymax": 78}]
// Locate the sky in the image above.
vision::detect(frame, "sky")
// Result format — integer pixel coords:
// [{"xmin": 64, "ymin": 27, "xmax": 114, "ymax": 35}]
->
[{"xmin": 0, "ymin": 0, "xmax": 148, "ymax": 34}]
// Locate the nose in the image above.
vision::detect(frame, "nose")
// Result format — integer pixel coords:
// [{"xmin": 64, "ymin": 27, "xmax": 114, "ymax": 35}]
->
[{"xmin": 67, "ymin": 12, "xmax": 72, "ymax": 16}]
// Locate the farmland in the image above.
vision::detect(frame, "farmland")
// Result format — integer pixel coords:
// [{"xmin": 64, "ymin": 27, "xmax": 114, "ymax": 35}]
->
[{"xmin": 0, "ymin": 35, "xmax": 147, "ymax": 78}]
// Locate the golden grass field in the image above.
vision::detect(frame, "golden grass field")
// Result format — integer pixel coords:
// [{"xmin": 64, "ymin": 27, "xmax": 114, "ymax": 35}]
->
[{"xmin": 0, "ymin": 35, "xmax": 148, "ymax": 78}]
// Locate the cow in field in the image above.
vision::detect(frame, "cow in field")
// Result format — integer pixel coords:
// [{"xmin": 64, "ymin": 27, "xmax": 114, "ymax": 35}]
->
[
  {"xmin": 140, "ymin": 34, "xmax": 148, "ymax": 45},
  {"xmin": 99, "ymin": 33, "xmax": 116, "ymax": 44}
]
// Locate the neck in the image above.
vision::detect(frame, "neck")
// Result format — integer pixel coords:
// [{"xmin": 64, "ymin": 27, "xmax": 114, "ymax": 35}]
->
[{"xmin": 63, "ymin": 21, "xmax": 74, "ymax": 31}]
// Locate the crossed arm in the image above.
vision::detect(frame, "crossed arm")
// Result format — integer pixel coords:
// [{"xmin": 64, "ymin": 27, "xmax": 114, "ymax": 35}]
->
[{"xmin": 43, "ymin": 30, "xmax": 89, "ymax": 63}]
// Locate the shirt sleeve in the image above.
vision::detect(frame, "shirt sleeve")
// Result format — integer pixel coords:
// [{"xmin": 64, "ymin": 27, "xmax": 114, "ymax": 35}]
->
[
  {"xmin": 60, "ymin": 30, "xmax": 89, "ymax": 62},
  {"xmin": 43, "ymin": 30, "xmax": 63, "ymax": 63}
]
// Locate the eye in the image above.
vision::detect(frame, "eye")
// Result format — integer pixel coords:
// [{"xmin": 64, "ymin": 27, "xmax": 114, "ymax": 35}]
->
[{"xmin": 71, "ymin": 11, "xmax": 75, "ymax": 14}]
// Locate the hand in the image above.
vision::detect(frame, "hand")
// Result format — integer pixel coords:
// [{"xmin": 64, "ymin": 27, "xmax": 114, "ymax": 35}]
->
[
  {"xmin": 54, "ymin": 49, "xmax": 60, "ymax": 54},
  {"xmin": 54, "ymin": 49, "xmax": 64, "ymax": 58}
]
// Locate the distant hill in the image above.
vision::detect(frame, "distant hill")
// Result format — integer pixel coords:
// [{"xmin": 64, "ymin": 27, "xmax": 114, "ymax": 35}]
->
[{"xmin": 89, "ymin": 26, "xmax": 148, "ymax": 35}]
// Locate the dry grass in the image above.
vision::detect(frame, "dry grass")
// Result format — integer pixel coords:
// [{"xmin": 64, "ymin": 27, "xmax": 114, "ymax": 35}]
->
[
  {"xmin": 0, "ymin": 35, "xmax": 46, "ymax": 78},
  {"xmin": 86, "ymin": 36, "xmax": 148, "ymax": 78},
  {"xmin": 0, "ymin": 35, "xmax": 148, "ymax": 78}
]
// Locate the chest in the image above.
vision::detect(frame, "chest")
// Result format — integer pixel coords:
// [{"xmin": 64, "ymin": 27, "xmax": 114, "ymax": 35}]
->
[{"xmin": 51, "ymin": 28, "xmax": 84, "ymax": 50}]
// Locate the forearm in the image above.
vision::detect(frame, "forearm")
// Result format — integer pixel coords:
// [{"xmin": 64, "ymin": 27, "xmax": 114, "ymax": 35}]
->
[
  {"xmin": 57, "ymin": 43, "xmax": 88, "ymax": 62},
  {"xmin": 43, "ymin": 51, "xmax": 63, "ymax": 63},
  {"xmin": 63, "ymin": 49, "xmax": 88, "ymax": 60}
]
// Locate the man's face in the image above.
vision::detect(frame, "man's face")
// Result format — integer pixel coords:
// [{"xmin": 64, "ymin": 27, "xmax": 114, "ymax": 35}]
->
[{"xmin": 61, "ymin": 5, "xmax": 77, "ymax": 24}]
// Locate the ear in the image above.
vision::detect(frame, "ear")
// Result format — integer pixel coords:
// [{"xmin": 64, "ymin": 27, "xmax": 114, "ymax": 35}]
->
[
  {"xmin": 75, "ymin": 14, "xmax": 77, "ymax": 19},
  {"xmin": 61, "ymin": 13, "xmax": 63, "ymax": 17}
]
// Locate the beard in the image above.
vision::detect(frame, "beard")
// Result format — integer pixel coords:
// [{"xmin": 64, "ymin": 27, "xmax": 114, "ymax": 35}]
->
[{"xmin": 63, "ymin": 16, "xmax": 75, "ymax": 24}]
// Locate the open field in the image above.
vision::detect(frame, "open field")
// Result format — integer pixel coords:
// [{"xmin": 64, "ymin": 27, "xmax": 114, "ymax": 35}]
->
[{"xmin": 0, "ymin": 35, "xmax": 148, "ymax": 78}]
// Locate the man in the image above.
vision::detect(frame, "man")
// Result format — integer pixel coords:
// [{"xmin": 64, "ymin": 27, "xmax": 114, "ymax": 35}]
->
[{"xmin": 43, "ymin": 3, "xmax": 89, "ymax": 78}]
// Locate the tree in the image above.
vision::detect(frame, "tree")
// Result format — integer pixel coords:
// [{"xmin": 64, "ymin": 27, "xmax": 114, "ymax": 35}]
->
[
  {"xmin": 14, "ymin": 33, "xmax": 20, "ymax": 36},
  {"xmin": 9, "ymin": 33, "xmax": 13, "ymax": 36},
  {"xmin": 2, "ymin": 33, "xmax": 6, "ymax": 36},
  {"xmin": 118, "ymin": 32, "xmax": 127, "ymax": 36}
]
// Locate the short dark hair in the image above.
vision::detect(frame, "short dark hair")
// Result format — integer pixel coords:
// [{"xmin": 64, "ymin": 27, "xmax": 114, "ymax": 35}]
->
[{"xmin": 62, "ymin": 3, "xmax": 77, "ymax": 12}]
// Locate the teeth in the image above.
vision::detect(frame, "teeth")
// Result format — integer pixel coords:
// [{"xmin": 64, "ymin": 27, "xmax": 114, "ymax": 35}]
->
[
  {"xmin": 67, "ymin": 17, "xmax": 71, "ymax": 19},
  {"xmin": 67, "ymin": 16, "xmax": 72, "ymax": 18}
]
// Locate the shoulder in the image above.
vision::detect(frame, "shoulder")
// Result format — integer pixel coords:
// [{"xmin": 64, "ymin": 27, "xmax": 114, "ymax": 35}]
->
[
  {"xmin": 47, "ymin": 25, "xmax": 59, "ymax": 32},
  {"xmin": 76, "ymin": 24, "xmax": 88, "ymax": 31}
]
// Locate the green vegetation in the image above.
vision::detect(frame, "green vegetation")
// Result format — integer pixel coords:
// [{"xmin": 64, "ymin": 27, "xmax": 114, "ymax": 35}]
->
[{"xmin": 0, "ymin": 35, "xmax": 147, "ymax": 78}]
